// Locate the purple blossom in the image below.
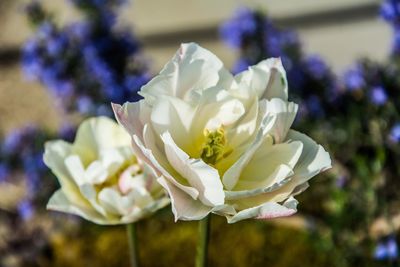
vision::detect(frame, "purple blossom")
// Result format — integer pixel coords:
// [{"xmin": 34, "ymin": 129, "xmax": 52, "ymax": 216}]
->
[
  {"xmin": 220, "ymin": 7, "xmax": 258, "ymax": 49},
  {"xmin": 0, "ymin": 163, "xmax": 10, "ymax": 183},
  {"xmin": 389, "ymin": 123, "xmax": 400, "ymax": 143},
  {"xmin": 22, "ymin": 0, "xmax": 149, "ymax": 117},
  {"xmin": 306, "ymin": 95, "xmax": 324, "ymax": 118},
  {"xmin": 374, "ymin": 236, "xmax": 399, "ymax": 260},
  {"xmin": 96, "ymin": 104, "xmax": 113, "ymax": 117},
  {"xmin": 335, "ymin": 175, "xmax": 347, "ymax": 188},
  {"xmin": 232, "ymin": 58, "xmax": 251, "ymax": 74},
  {"xmin": 17, "ymin": 200, "xmax": 35, "ymax": 220},
  {"xmin": 343, "ymin": 66, "xmax": 365, "ymax": 91},
  {"xmin": 58, "ymin": 123, "xmax": 76, "ymax": 142},
  {"xmin": 77, "ymin": 96, "xmax": 95, "ymax": 114},
  {"xmin": 380, "ymin": 0, "xmax": 400, "ymax": 23},
  {"xmin": 392, "ymin": 29, "xmax": 400, "ymax": 55},
  {"xmin": 370, "ymin": 86, "xmax": 388, "ymax": 106},
  {"xmin": 304, "ymin": 55, "xmax": 329, "ymax": 80}
]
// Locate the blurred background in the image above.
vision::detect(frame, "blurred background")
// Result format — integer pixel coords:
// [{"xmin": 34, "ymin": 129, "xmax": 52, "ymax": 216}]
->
[{"xmin": 1, "ymin": 0, "xmax": 399, "ymax": 266}]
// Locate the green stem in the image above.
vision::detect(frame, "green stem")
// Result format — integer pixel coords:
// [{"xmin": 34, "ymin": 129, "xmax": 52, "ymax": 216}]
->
[
  {"xmin": 127, "ymin": 223, "xmax": 139, "ymax": 267},
  {"xmin": 196, "ymin": 215, "xmax": 211, "ymax": 267}
]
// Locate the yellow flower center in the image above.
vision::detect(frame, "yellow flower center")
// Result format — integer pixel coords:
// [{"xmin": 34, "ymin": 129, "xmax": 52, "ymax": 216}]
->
[{"xmin": 201, "ymin": 127, "xmax": 232, "ymax": 165}]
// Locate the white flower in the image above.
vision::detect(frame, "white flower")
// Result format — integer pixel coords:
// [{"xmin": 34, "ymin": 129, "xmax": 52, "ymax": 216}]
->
[
  {"xmin": 113, "ymin": 43, "xmax": 331, "ymax": 223},
  {"xmin": 44, "ymin": 117, "xmax": 169, "ymax": 225}
]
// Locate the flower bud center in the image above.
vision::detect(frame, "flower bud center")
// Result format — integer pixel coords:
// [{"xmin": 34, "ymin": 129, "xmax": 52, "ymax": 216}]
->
[{"xmin": 201, "ymin": 127, "xmax": 232, "ymax": 165}]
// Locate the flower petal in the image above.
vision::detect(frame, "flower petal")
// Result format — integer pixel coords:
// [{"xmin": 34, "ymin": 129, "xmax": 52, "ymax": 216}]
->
[
  {"xmin": 120, "ymin": 197, "xmax": 170, "ymax": 223},
  {"xmin": 72, "ymin": 116, "xmax": 131, "ymax": 165},
  {"xmin": 47, "ymin": 190, "xmax": 110, "ymax": 225},
  {"xmin": 235, "ymin": 58, "xmax": 288, "ymax": 101},
  {"xmin": 222, "ymin": 113, "xmax": 277, "ymax": 190},
  {"xmin": 264, "ymin": 98, "xmax": 298, "ymax": 144},
  {"xmin": 150, "ymin": 96, "xmax": 197, "ymax": 154},
  {"xmin": 234, "ymin": 141, "xmax": 303, "ymax": 190},
  {"xmin": 112, "ymin": 102, "xmax": 144, "ymax": 139},
  {"xmin": 157, "ymin": 176, "xmax": 212, "ymax": 221},
  {"xmin": 114, "ymin": 102, "xmax": 200, "ymax": 200},
  {"xmin": 44, "ymin": 141, "xmax": 91, "ymax": 208},
  {"xmin": 132, "ymin": 128, "xmax": 200, "ymax": 200},
  {"xmin": 140, "ymin": 43, "xmax": 229, "ymax": 104},
  {"xmin": 161, "ymin": 131, "xmax": 225, "ymax": 207},
  {"xmin": 230, "ymin": 130, "xmax": 331, "ymax": 209},
  {"xmin": 286, "ymin": 130, "xmax": 332, "ymax": 183},
  {"xmin": 225, "ymin": 164, "xmax": 293, "ymax": 200},
  {"xmin": 226, "ymin": 197, "xmax": 298, "ymax": 224}
]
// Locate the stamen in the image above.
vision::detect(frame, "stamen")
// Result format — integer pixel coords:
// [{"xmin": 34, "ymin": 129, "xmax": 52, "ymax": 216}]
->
[{"xmin": 201, "ymin": 127, "xmax": 231, "ymax": 165}]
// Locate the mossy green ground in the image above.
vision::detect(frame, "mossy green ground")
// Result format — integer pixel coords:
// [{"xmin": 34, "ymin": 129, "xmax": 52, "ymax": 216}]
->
[{"xmin": 49, "ymin": 209, "xmax": 335, "ymax": 267}]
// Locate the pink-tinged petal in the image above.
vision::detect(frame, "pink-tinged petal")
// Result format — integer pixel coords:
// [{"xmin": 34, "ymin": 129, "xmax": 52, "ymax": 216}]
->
[
  {"xmin": 161, "ymin": 132, "xmax": 225, "ymax": 207},
  {"xmin": 112, "ymin": 102, "xmax": 144, "ymax": 139},
  {"xmin": 226, "ymin": 197, "xmax": 298, "ymax": 224},
  {"xmin": 118, "ymin": 165, "xmax": 141, "ymax": 194},
  {"xmin": 157, "ymin": 176, "xmax": 212, "ymax": 221}
]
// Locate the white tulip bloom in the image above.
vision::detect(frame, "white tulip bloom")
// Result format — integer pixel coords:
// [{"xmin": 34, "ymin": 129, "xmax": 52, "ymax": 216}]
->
[
  {"xmin": 113, "ymin": 43, "xmax": 331, "ymax": 223},
  {"xmin": 44, "ymin": 117, "xmax": 169, "ymax": 225}
]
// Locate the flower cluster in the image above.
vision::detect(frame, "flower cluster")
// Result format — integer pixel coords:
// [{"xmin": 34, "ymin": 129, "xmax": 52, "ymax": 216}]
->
[
  {"xmin": 219, "ymin": 7, "xmax": 337, "ymax": 121},
  {"xmin": 22, "ymin": 0, "xmax": 150, "ymax": 117},
  {"xmin": 336, "ymin": 58, "xmax": 400, "ymax": 155},
  {"xmin": 0, "ymin": 124, "xmax": 75, "ymax": 219}
]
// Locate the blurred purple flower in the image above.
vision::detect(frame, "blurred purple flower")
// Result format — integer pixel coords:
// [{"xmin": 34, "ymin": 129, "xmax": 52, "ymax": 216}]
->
[
  {"xmin": 306, "ymin": 95, "xmax": 324, "ymax": 118},
  {"xmin": 18, "ymin": 200, "xmax": 35, "ymax": 220},
  {"xmin": 389, "ymin": 123, "xmax": 400, "ymax": 143},
  {"xmin": 220, "ymin": 7, "xmax": 258, "ymax": 49},
  {"xmin": 232, "ymin": 58, "xmax": 251, "ymax": 74},
  {"xmin": 380, "ymin": 0, "xmax": 400, "ymax": 23},
  {"xmin": 370, "ymin": 86, "xmax": 388, "ymax": 106},
  {"xmin": 374, "ymin": 236, "xmax": 399, "ymax": 260},
  {"xmin": 335, "ymin": 175, "xmax": 347, "ymax": 188},
  {"xmin": 77, "ymin": 96, "xmax": 95, "ymax": 114},
  {"xmin": 58, "ymin": 123, "xmax": 76, "ymax": 142},
  {"xmin": 304, "ymin": 55, "xmax": 328, "ymax": 80},
  {"xmin": 96, "ymin": 104, "xmax": 113, "ymax": 117},
  {"xmin": 0, "ymin": 163, "xmax": 10, "ymax": 183},
  {"xmin": 3, "ymin": 129, "xmax": 25, "ymax": 155},
  {"xmin": 392, "ymin": 29, "xmax": 400, "ymax": 55},
  {"xmin": 22, "ymin": 0, "xmax": 149, "ymax": 117},
  {"xmin": 343, "ymin": 66, "xmax": 365, "ymax": 91}
]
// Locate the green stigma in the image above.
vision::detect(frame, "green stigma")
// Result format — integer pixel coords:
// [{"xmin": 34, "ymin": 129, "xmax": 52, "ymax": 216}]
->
[{"xmin": 201, "ymin": 127, "xmax": 231, "ymax": 165}]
